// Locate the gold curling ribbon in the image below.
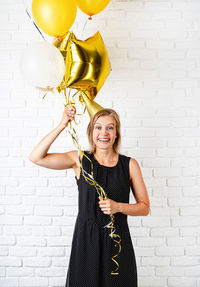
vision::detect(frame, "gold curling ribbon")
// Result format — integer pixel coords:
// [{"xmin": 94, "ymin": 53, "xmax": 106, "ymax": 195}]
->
[
  {"xmin": 42, "ymin": 85, "xmax": 122, "ymax": 275},
  {"xmin": 65, "ymin": 93, "xmax": 122, "ymax": 275}
]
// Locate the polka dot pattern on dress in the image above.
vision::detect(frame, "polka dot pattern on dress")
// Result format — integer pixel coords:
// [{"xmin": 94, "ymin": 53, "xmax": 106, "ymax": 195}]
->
[{"xmin": 65, "ymin": 151, "xmax": 137, "ymax": 287}]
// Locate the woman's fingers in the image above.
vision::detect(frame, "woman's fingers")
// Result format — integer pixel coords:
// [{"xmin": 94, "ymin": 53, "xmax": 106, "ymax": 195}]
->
[
  {"xmin": 59, "ymin": 105, "xmax": 76, "ymax": 127},
  {"xmin": 65, "ymin": 105, "xmax": 76, "ymax": 120}
]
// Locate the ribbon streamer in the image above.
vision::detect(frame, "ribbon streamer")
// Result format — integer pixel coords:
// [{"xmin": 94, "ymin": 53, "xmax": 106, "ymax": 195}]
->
[
  {"xmin": 25, "ymin": 8, "xmax": 46, "ymax": 41},
  {"xmin": 66, "ymin": 97, "xmax": 122, "ymax": 275}
]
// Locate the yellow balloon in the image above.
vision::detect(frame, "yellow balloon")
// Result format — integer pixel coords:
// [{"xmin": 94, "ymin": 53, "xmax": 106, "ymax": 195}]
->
[
  {"xmin": 32, "ymin": 0, "xmax": 77, "ymax": 37},
  {"xmin": 76, "ymin": 0, "xmax": 110, "ymax": 17}
]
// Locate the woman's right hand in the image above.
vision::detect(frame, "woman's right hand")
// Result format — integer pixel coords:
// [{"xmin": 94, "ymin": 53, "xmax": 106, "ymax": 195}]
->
[{"xmin": 58, "ymin": 105, "xmax": 76, "ymax": 129}]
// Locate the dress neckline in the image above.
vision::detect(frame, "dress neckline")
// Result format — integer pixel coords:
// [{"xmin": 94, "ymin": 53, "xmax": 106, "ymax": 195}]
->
[{"xmin": 92, "ymin": 153, "xmax": 120, "ymax": 168}]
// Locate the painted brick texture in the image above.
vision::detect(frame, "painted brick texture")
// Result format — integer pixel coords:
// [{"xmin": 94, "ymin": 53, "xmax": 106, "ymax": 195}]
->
[{"xmin": 0, "ymin": 0, "xmax": 200, "ymax": 286}]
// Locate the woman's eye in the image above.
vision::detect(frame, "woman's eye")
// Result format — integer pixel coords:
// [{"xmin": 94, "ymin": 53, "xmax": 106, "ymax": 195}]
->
[
  {"xmin": 95, "ymin": 126, "xmax": 101, "ymax": 130},
  {"xmin": 108, "ymin": 127, "xmax": 113, "ymax": 130}
]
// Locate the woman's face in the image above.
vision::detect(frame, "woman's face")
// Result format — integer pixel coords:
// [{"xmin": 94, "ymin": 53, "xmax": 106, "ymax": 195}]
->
[{"xmin": 92, "ymin": 115, "xmax": 117, "ymax": 151}]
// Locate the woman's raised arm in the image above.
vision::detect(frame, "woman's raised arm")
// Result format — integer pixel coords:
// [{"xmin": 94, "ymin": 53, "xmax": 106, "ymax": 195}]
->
[{"xmin": 28, "ymin": 105, "xmax": 79, "ymax": 170}]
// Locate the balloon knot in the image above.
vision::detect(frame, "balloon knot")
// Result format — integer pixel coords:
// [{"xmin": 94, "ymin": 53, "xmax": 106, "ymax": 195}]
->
[{"xmin": 88, "ymin": 16, "xmax": 92, "ymax": 20}]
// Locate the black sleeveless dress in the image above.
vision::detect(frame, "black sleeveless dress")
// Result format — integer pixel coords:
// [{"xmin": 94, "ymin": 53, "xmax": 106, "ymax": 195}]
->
[{"xmin": 65, "ymin": 151, "xmax": 137, "ymax": 287}]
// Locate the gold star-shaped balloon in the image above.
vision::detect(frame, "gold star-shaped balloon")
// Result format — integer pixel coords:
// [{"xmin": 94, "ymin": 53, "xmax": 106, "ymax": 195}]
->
[{"xmin": 55, "ymin": 31, "xmax": 111, "ymax": 101}]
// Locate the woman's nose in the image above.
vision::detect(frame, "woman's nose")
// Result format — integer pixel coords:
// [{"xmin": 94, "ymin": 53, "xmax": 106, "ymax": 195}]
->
[{"xmin": 101, "ymin": 128, "xmax": 109, "ymax": 135}]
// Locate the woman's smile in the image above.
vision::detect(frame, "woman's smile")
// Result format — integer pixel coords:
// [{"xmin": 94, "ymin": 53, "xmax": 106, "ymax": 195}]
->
[{"xmin": 98, "ymin": 138, "xmax": 110, "ymax": 143}]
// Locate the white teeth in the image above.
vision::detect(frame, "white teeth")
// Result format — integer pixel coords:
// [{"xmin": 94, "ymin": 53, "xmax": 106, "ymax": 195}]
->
[{"xmin": 99, "ymin": 139, "xmax": 109, "ymax": 142}]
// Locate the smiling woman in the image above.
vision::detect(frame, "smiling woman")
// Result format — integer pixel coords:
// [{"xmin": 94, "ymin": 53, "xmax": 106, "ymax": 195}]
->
[{"xmin": 28, "ymin": 106, "xmax": 150, "ymax": 287}]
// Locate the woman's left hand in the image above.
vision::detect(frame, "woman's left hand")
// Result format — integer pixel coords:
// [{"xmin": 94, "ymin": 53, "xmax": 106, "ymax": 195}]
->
[{"xmin": 98, "ymin": 196, "xmax": 119, "ymax": 215}]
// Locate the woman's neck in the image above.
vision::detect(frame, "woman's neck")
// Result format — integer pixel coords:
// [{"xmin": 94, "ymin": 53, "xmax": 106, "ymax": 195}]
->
[{"xmin": 94, "ymin": 149, "xmax": 118, "ymax": 164}]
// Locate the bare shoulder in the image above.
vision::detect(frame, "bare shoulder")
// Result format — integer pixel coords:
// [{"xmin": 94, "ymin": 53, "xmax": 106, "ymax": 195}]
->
[
  {"xmin": 129, "ymin": 157, "xmax": 143, "ymax": 180},
  {"xmin": 62, "ymin": 149, "xmax": 80, "ymax": 169},
  {"xmin": 67, "ymin": 150, "xmax": 79, "ymax": 160},
  {"xmin": 68, "ymin": 150, "xmax": 80, "ymax": 167},
  {"xmin": 129, "ymin": 157, "xmax": 140, "ymax": 170}
]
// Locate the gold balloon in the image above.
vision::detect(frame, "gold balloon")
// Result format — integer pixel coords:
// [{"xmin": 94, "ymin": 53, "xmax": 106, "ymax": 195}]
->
[
  {"xmin": 32, "ymin": 0, "xmax": 77, "ymax": 37},
  {"xmin": 76, "ymin": 0, "xmax": 110, "ymax": 18},
  {"xmin": 53, "ymin": 32, "xmax": 73, "ymax": 60},
  {"xmin": 81, "ymin": 92, "xmax": 104, "ymax": 118},
  {"xmin": 64, "ymin": 31, "xmax": 111, "ymax": 100}
]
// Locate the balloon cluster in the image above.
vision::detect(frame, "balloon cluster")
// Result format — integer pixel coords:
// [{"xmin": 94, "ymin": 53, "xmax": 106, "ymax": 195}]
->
[{"xmin": 20, "ymin": 0, "xmax": 111, "ymax": 117}]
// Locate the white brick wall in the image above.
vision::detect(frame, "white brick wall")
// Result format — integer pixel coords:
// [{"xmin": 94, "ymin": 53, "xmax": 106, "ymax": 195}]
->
[{"xmin": 1, "ymin": 0, "xmax": 200, "ymax": 286}]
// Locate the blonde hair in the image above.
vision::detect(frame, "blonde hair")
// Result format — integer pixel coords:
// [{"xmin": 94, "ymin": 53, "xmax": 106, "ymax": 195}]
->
[{"xmin": 87, "ymin": 108, "xmax": 121, "ymax": 154}]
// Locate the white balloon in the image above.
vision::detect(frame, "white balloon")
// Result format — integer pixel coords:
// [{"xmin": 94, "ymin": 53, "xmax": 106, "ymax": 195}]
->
[{"xmin": 20, "ymin": 42, "xmax": 65, "ymax": 90}]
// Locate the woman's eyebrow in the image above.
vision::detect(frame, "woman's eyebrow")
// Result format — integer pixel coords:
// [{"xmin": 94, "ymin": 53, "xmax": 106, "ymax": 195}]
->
[{"xmin": 95, "ymin": 122, "xmax": 115, "ymax": 126}]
